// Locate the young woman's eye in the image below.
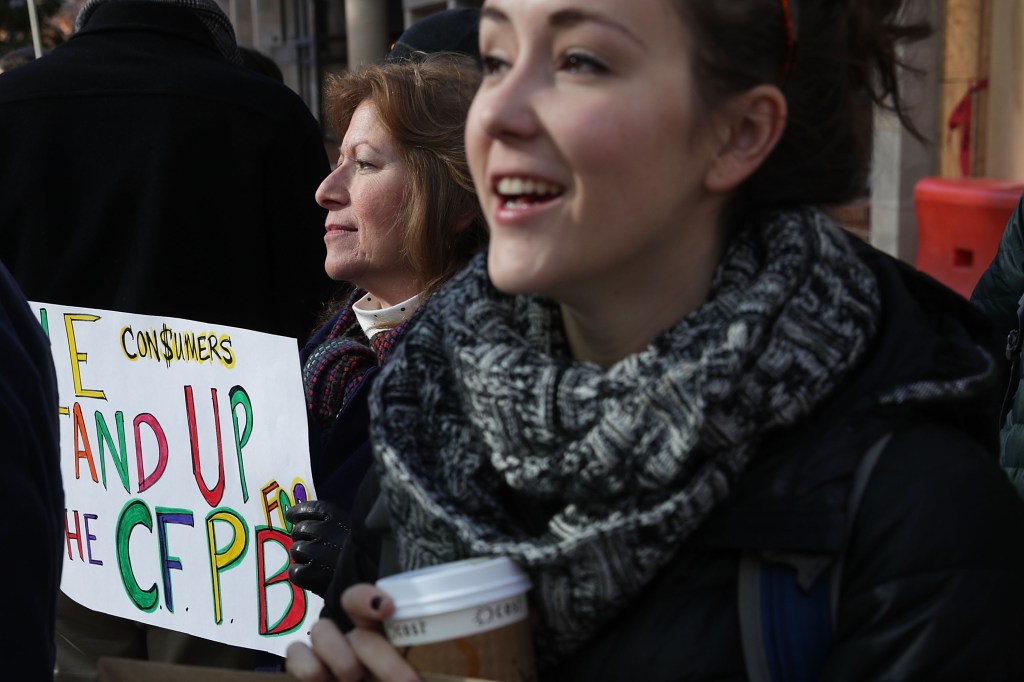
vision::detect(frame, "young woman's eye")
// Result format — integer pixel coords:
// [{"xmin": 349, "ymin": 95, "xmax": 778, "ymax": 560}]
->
[
  {"xmin": 560, "ymin": 52, "xmax": 609, "ymax": 75},
  {"xmin": 480, "ymin": 54, "xmax": 509, "ymax": 77}
]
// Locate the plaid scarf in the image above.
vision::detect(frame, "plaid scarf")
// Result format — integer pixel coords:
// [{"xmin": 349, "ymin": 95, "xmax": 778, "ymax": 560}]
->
[
  {"xmin": 370, "ymin": 208, "xmax": 882, "ymax": 665},
  {"xmin": 303, "ymin": 290, "xmax": 409, "ymax": 426}
]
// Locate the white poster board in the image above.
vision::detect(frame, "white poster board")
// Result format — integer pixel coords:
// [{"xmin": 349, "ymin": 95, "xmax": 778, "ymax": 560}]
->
[{"xmin": 31, "ymin": 302, "xmax": 323, "ymax": 656}]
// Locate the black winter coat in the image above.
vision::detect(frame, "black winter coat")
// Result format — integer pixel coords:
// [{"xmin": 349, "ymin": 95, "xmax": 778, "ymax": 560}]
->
[
  {"xmin": 327, "ymin": 236, "xmax": 1024, "ymax": 680},
  {"xmin": 972, "ymin": 193, "xmax": 1024, "ymax": 495},
  {"xmin": 0, "ymin": 263, "xmax": 62, "ymax": 678},
  {"xmin": 0, "ymin": 1, "xmax": 335, "ymax": 341},
  {"xmin": 300, "ymin": 307, "xmax": 379, "ymax": 511}
]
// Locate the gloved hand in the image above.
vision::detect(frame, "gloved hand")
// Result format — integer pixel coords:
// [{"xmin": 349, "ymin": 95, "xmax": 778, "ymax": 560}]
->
[{"xmin": 286, "ymin": 499, "xmax": 352, "ymax": 598}]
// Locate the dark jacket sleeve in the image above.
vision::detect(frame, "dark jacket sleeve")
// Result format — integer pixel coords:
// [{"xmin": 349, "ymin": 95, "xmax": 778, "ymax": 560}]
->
[
  {"xmin": 321, "ymin": 465, "xmax": 385, "ymax": 628},
  {"xmin": 0, "ymin": 265, "xmax": 63, "ymax": 677},
  {"xmin": 972, "ymin": 194, "xmax": 1024, "ymax": 334},
  {"xmin": 822, "ymin": 424, "xmax": 1024, "ymax": 680},
  {"xmin": 308, "ymin": 369, "xmax": 378, "ymax": 511}
]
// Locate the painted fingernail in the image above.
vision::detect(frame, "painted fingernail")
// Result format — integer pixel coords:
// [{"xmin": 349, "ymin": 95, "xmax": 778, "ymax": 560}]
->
[{"xmin": 370, "ymin": 596, "xmax": 384, "ymax": 611}]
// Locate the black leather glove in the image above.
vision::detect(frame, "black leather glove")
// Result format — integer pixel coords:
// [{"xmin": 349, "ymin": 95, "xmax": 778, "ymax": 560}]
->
[{"xmin": 286, "ymin": 499, "xmax": 352, "ymax": 598}]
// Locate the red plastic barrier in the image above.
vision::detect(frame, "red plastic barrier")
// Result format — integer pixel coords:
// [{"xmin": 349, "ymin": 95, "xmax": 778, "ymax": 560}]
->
[{"xmin": 913, "ymin": 177, "xmax": 1024, "ymax": 299}]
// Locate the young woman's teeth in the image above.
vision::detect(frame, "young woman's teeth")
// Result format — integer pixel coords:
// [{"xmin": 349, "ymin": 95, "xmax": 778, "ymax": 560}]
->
[{"xmin": 497, "ymin": 177, "xmax": 560, "ymax": 208}]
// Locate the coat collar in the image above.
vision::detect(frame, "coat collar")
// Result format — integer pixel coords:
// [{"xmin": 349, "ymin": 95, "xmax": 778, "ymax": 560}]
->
[{"xmin": 694, "ymin": 234, "xmax": 1002, "ymax": 554}]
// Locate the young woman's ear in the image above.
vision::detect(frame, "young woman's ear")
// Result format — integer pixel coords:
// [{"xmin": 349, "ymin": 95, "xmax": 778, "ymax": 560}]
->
[{"xmin": 704, "ymin": 85, "xmax": 787, "ymax": 193}]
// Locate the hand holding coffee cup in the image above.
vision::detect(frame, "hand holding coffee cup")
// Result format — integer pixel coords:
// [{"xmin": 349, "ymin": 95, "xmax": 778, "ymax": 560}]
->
[{"xmin": 375, "ymin": 557, "xmax": 537, "ymax": 682}]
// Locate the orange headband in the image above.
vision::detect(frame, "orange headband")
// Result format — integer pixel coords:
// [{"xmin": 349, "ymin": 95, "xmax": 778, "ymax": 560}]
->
[{"xmin": 780, "ymin": 0, "xmax": 798, "ymax": 85}]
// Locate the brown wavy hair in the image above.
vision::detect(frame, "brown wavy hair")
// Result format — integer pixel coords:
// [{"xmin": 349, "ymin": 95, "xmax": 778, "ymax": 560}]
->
[
  {"xmin": 673, "ymin": 0, "xmax": 931, "ymax": 219},
  {"xmin": 323, "ymin": 53, "xmax": 486, "ymax": 297}
]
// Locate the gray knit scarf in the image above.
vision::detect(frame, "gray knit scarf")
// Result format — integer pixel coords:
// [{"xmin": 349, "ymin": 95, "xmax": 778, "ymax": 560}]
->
[
  {"xmin": 76, "ymin": 0, "xmax": 243, "ymax": 65},
  {"xmin": 370, "ymin": 208, "xmax": 881, "ymax": 664}
]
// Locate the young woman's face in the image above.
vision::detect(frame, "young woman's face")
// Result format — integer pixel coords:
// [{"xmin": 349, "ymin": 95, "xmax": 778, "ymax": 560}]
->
[
  {"xmin": 466, "ymin": 0, "xmax": 721, "ymax": 303},
  {"xmin": 317, "ymin": 100, "xmax": 416, "ymax": 304}
]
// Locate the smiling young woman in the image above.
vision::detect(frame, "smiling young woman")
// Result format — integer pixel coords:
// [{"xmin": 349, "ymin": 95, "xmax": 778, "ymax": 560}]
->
[
  {"xmin": 287, "ymin": 1, "xmax": 1024, "ymax": 680},
  {"xmin": 467, "ymin": 0, "xmax": 745, "ymax": 365}
]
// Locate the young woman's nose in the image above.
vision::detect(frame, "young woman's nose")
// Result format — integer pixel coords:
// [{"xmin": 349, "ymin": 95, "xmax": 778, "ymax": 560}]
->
[
  {"xmin": 315, "ymin": 164, "xmax": 352, "ymax": 210},
  {"xmin": 475, "ymin": 64, "xmax": 541, "ymax": 142}
]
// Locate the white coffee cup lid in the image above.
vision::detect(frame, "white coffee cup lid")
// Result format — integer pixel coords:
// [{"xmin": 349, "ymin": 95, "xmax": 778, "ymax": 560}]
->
[{"xmin": 376, "ymin": 556, "xmax": 532, "ymax": 620}]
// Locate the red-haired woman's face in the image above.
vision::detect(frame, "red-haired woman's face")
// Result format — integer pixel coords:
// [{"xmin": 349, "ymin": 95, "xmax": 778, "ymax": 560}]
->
[{"xmin": 317, "ymin": 100, "xmax": 417, "ymax": 306}]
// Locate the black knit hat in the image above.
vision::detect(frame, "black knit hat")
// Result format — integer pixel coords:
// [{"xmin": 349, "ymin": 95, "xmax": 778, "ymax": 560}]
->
[
  {"xmin": 76, "ymin": 0, "xmax": 243, "ymax": 65},
  {"xmin": 386, "ymin": 8, "xmax": 481, "ymax": 64}
]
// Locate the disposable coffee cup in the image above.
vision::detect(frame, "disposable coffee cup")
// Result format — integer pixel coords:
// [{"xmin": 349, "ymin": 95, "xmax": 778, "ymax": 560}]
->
[{"xmin": 376, "ymin": 557, "xmax": 536, "ymax": 682}]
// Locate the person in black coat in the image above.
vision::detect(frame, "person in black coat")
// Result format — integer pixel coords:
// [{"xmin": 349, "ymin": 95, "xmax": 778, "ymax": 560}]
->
[
  {"xmin": 286, "ymin": 1, "xmax": 1024, "ymax": 680},
  {"xmin": 0, "ymin": 0, "xmax": 337, "ymax": 678},
  {"xmin": 0, "ymin": 0, "xmax": 335, "ymax": 342},
  {"xmin": 0, "ymin": 260, "xmax": 63, "ymax": 680}
]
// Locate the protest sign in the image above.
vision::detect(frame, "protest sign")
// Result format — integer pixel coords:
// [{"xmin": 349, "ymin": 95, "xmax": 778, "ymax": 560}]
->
[{"xmin": 31, "ymin": 302, "xmax": 323, "ymax": 656}]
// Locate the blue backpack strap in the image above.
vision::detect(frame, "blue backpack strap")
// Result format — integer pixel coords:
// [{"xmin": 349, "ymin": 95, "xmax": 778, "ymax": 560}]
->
[
  {"xmin": 738, "ymin": 433, "xmax": 891, "ymax": 682},
  {"xmin": 827, "ymin": 433, "xmax": 890, "ymax": 619},
  {"xmin": 738, "ymin": 553, "xmax": 772, "ymax": 682},
  {"xmin": 738, "ymin": 552, "xmax": 833, "ymax": 682}
]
